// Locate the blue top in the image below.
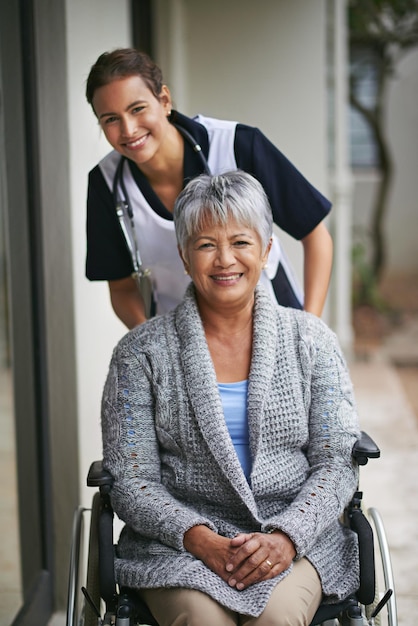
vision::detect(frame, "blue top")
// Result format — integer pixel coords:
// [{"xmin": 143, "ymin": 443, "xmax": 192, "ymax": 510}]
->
[{"xmin": 218, "ymin": 380, "xmax": 251, "ymax": 481}]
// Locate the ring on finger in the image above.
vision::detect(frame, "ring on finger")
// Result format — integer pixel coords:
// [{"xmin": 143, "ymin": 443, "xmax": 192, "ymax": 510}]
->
[{"xmin": 265, "ymin": 559, "xmax": 274, "ymax": 569}]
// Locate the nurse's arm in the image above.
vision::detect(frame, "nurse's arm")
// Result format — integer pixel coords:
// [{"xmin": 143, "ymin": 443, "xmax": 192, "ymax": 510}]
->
[{"xmin": 108, "ymin": 276, "xmax": 147, "ymax": 329}]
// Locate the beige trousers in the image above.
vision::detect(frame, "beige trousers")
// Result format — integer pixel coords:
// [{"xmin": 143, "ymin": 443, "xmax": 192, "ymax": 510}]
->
[{"xmin": 139, "ymin": 557, "xmax": 322, "ymax": 626}]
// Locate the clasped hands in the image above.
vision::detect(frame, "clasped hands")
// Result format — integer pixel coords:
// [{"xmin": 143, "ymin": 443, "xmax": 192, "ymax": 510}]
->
[{"xmin": 183, "ymin": 525, "xmax": 296, "ymax": 591}]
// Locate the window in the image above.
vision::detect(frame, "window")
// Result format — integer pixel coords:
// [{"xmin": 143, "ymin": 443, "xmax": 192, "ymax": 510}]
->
[{"xmin": 349, "ymin": 45, "xmax": 380, "ymax": 168}]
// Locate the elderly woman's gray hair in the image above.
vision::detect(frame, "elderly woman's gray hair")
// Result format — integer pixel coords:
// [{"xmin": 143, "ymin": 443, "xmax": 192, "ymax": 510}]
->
[{"xmin": 173, "ymin": 170, "xmax": 273, "ymax": 252}]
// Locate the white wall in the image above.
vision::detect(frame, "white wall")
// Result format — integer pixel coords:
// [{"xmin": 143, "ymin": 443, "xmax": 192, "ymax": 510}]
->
[
  {"xmin": 386, "ymin": 47, "xmax": 418, "ymax": 273},
  {"xmin": 66, "ymin": 0, "xmax": 131, "ymax": 505}
]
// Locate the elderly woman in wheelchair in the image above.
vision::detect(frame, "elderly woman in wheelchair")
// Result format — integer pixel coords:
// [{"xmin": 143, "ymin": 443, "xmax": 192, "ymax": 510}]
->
[{"xmin": 70, "ymin": 171, "xmax": 396, "ymax": 626}]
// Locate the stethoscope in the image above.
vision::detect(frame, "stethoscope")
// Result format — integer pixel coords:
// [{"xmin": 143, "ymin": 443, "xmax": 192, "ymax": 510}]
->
[{"xmin": 112, "ymin": 123, "xmax": 212, "ymax": 313}]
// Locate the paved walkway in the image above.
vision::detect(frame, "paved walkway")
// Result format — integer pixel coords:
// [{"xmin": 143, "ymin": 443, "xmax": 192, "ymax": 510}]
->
[{"xmin": 349, "ymin": 318, "xmax": 418, "ymax": 626}]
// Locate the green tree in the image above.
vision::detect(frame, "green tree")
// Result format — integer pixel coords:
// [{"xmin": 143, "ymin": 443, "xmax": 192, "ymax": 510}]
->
[{"xmin": 348, "ymin": 0, "xmax": 418, "ymax": 290}]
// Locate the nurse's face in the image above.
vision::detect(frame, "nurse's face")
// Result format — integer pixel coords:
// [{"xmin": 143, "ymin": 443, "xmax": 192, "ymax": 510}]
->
[
  {"xmin": 92, "ymin": 75, "xmax": 172, "ymax": 167},
  {"xmin": 181, "ymin": 216, "xmax": 271, "ymax": 314}
]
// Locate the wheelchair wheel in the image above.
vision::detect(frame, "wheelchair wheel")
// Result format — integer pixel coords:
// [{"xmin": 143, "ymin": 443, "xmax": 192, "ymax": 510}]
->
[
  {"xmin": 84, "ymin": 492, "xmax": 101, "ymax": 626},
  {"xmin": 365, "ymin": 507, "xmax": 398, "ymax": 626},
  {"xmin": 66, "ymin": 506, "xmax": 87, "ymax": 626}
]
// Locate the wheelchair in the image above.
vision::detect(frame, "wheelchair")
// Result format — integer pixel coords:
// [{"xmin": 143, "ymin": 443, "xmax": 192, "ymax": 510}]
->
[{"xmin": 66, "ymin": 432, "xmax": 398, "ymax": 626}]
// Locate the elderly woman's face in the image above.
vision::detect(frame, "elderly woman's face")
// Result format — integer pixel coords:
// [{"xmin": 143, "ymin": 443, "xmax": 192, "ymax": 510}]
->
[{"xmin": 181, "ymin": 216, "xmax": 271, "ymax": 310}]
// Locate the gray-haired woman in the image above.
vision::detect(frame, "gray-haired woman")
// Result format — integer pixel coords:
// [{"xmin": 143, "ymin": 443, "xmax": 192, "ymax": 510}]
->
[{"xmin": 101, "ymin": 170, "xmax": 360, "ymax": 625}]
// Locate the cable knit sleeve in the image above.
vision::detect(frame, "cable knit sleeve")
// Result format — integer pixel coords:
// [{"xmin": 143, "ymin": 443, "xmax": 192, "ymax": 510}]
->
[
  {"xmin": 101, "ymin": 330, "xmax": 216, "ymax": 552},
  {"xmin": 262, "ymin": 317, "xmax": 361, "ymax": 558}
]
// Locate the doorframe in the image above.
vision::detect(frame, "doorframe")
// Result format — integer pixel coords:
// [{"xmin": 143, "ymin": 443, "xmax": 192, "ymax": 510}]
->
[{"xmin": 1, "ymin": 0, "xmax": 79, "ymax": 621}]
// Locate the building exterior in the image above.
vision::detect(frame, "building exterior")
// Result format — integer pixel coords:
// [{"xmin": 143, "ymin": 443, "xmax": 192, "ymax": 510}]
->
[{"xmin": 5, "ymin": 0, "xmax": 416, "ymax": 622}]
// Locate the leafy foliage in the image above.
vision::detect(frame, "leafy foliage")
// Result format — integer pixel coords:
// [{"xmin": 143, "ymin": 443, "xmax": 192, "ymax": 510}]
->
[{"xmin": 349, "ymin": 0, "xmax": 418, "ymax": 52}]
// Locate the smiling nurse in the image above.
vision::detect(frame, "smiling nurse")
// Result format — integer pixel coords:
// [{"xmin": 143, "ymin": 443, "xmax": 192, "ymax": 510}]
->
[{"xmin": 85, "ymin": 48, "xmax": 333, "ymax": 328}]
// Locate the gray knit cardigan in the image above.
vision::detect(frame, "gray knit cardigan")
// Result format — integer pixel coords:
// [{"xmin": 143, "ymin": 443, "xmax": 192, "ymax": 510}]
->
[{"xmin": 101, "ymin": 284, "xmax": 361, "ymax": 617}]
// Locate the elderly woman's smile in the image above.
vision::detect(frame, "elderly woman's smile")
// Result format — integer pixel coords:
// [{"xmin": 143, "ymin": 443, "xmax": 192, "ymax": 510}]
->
[{"xmin": 210, "ymin": 273, "xmax": 243, "ymax": 283}]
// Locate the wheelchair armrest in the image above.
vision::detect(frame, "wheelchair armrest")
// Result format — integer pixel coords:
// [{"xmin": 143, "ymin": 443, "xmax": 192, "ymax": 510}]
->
[
  {"xmin": 352, "ymin": 431, "xmax": 380, "ymax": 466},
  {"xmin": 87, "ymin": 460, "xmax": 114, "ymax": 488}
]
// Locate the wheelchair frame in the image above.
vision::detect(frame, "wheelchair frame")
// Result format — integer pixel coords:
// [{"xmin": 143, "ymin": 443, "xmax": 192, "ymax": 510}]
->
[{"xmin": 66, "ymin": 432, "xmax": 398, "ymax": 626}]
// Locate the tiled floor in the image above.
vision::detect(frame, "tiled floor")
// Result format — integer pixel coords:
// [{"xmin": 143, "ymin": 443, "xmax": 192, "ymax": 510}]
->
[
  {"xmin": 351, "ymin": 357, "xmax": 418, "ymax": 626},
  {"xmin": 48, "ymin": 612, "xmax": 65, "ymax": 626}
]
